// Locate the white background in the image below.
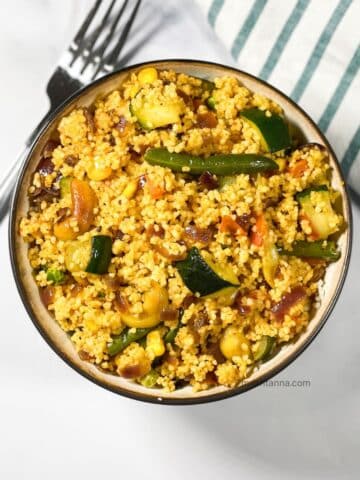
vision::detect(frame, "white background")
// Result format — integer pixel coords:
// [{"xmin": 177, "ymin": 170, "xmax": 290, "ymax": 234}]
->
[{"xmin": 0, "ymin": 1, "xmax": 359, "ymax": 479}]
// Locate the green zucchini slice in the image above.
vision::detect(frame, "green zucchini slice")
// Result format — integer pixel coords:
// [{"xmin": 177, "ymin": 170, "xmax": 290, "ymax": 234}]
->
[
  {"xmin": 254, "ymin": 336, "xmax": 275, "ymax": 361},
  {"xmin": 65, "ymin": 235, "xmax": 112, "ymax": 274},
  {"xmin": 262, "ymin": 242, "xmax": 279, "ymax": 288},
  {"xmin": 130, "ymin": 89, "xmax": 184, "ymax": 130},
  {"xmin": 175, "ymin": 247, "xmax": 238, "ymax": 296},
  {"xmin": 164, "ymin": 308, "xmax": 184, "ymax": 344},
  {"xmin": 240, "ymin": 108, "xmax": 291, "ymax": 153},
  {"xmin": 86, "ymin": 235, "xmax": 112, "ymax": 274},
  {"xmin": 296, "ymin": 185, "xmax": 340, "ymax": 239}
]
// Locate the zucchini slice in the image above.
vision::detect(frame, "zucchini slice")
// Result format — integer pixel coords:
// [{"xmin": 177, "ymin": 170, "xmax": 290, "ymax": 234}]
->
[
  {"xmin": 254, "ymin": 336, "xmax": 275, "ymax": 361},
  {"xmin": 175, "ymin": 247, "xmax": 238, "ymax": 296},
  {"xmin": 296, "ymin": 185, "xmax": 340, "ymax": 239},
  {"xmin": 240, "ymin": 108, "xmax": 291, "ymax": 153},
  {"xmin": 65, "ymin": 240, "xmax": 92, "ymax": 273},
  {"xmin": 65, "ymin": 235, "xmax": 112, "ymax": 274},
  {"xmin": 86, "ymin": 235, "xmax": 113, "ymax": 274},
  {"xmin": 262, "ymin": 242, "xmax": 279, "ymax": 288},
  {"xmin": 130, "ymin": 88, "xmax": 183, "ymax": 130}
]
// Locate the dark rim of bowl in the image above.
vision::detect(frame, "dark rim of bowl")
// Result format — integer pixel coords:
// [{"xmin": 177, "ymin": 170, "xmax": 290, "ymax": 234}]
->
[{"xmin": 9, "ymin": 59, "xmax": 353, "ymax": 405}]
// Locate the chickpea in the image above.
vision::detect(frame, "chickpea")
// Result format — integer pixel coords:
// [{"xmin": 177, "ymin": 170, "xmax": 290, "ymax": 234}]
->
[
  {"xmin": 220, "ymin": 326, "xmax": 250, "ymax": 360},
  {"xmin": 121, "ymin": 283, "xmax": 168, "ymax": 328}
]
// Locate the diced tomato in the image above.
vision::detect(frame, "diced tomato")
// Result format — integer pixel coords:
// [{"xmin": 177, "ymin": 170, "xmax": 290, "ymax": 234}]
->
[
  {"xmin": 251, "ymin": 214, "xmax": 267, "ymax": 246},
  {"xmin": 289, "ymin": 159, "xmax": 308, "ymax": 178},
  {"xmin": 141, "ymin": 175, "xmax": 165, "ymax": 199}
]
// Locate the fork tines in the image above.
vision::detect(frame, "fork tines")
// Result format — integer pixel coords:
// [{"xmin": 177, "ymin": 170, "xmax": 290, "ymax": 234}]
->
[{"xmin": 67, "ymin": 0, "xmax": 142, "ymax": 81}]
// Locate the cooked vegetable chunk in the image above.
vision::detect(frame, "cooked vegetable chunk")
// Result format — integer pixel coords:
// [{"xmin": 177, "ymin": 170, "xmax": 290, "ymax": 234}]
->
[
  {"xmin": 164, "ymin": 308, "xmax": 184, "ymax": 344},
  {"xmin": 46, "ymin": 268, "xmax": 66, "ymax": 284},
  {"xmin": 108, "ymin": 327, "xmax": 152, "ymax": 356},
  {"xmin": 140, "ymin": 369, "xmax": 159, "ymax": 388},
  {"xmin": 64, "ymin": 235, "xmax": 112, "ymax": 274},
  {"xmin": 120, "ymin": 283, "xmax": 168, "ymax": 328},
  {"xmin": 145, "ymin": 148, "xmax": 279, "ymax": 175},
  {"xmin": 175, "ymin": 247, "xmax": 238, "ymax": 296},
  {"xmin": 254, "ymin": 336, "xmax": 275, "ymax": 361},
  {"xmin": 130, "ymin": 88, "xmax": 184, "ymax": 129},
  {"xmin": 220, "ymin": 326, "xmax": 250, "ymax": 359},
  {"xmin": 86, "ymin": 235, "xmax": 112, "ymax": 274},
  {"xmin": 296, "ymin": 185, "xmax": 341, "ymax": 239},
  {"xmin": 278, "ymin": 240, "xmax": 340, "ymax": 262},
  {"xmin": 54, "ymin": 179, "xmax": 97, "ymax": 240},
  {"xmin": 241, "ymin": 108, "xmax": 291, "ymax": 153}
]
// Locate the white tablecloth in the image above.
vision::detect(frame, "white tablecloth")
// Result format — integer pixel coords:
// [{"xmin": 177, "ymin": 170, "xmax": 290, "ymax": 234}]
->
[{"xmin": 0, "ymin": 1, "xmax": 359, "ymax": 479}]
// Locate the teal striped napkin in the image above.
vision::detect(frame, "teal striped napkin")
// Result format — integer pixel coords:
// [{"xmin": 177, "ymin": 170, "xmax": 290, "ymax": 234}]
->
[{"xmin": 197, "ymin": 0, "xmax": 359, "ymax": 196}]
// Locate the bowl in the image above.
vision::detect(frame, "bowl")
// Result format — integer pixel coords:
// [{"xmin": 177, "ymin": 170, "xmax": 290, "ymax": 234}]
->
[{"xmin": 9, "ymin": 60, "xmax": 352, "ymax": 404}]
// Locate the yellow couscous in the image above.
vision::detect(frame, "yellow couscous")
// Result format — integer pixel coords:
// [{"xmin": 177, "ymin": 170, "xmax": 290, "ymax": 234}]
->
[{"xmin": 19, "ymin": 68, "xmax": 343, "ymax": 392}]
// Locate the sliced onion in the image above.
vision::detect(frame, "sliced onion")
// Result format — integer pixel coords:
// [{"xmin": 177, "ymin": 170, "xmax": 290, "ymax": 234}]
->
[{"xmin": 271, "ymin": 286, "xmax": 306, "ymax": 321}]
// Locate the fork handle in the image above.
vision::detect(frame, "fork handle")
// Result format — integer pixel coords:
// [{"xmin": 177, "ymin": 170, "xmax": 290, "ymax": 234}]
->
[
  {"xmin": 0, "ymin": 67, "xmax": 84, "ymax": 223},
  {"xmin": 0, "ymin": 146, "xmax": 30, "ymax": 221}
]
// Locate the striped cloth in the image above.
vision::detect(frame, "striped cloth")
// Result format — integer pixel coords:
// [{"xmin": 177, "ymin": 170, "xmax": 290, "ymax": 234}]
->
[{"xmin": 196, "ymin": 0, "xmax": 360, "ymax": 197}]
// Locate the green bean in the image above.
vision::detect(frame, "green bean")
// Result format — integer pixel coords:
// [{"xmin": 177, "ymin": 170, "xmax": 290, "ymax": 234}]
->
[
  {"xmin": 108, "ymin": 327, "xmax": 152, "ymax": 356},
  {"xmin": 278, "ymin": 240, "xmax": 340, "ymax": 262},
  {"xmin": 145, "ymin": 148, "xmax": 278, "ymax": 175},
  {"xmin": 164, "ymin": 308, "xmax": 184, "ymax": 344}
]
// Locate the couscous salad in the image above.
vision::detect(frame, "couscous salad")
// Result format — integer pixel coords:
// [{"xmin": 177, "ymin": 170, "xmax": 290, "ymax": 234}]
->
[{"xmin": 20, "ymin": 67, "xmax": 343, "ymax": 391}]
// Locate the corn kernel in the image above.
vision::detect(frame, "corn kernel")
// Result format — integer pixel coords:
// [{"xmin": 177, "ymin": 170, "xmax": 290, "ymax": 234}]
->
[
  {"xmin": 138, "ymin": 67, "xmax": 158, "ymax": 85},
  {"xmin": 146, "ymin": 330, "xmax": 165, "ymax": 357},
  {"xmin": 121, "ymin": 179, "xmax": 139, "ymax": 199}
]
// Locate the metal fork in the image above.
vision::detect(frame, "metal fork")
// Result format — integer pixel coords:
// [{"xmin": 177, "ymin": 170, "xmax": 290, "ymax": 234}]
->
[{"xmin": 0, "ymin": 0, "xmax": 141, "ymax": 222}]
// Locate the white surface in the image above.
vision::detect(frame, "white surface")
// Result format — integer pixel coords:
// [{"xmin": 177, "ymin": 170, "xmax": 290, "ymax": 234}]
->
[{"xmin": 0, "ymin": 1, "xmax": 359, "ymax": 479}]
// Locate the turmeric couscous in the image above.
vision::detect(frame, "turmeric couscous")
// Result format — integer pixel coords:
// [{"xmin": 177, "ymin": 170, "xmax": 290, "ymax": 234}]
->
[{"xmin": 19, "ymin": 68, "xmax": 343, "ymax": 392}]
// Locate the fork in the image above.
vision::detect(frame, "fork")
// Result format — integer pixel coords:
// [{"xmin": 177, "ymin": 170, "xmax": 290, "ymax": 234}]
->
[{"xmin": 0, "ymin": 0, "xmax": 141, "ymax": 222}]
